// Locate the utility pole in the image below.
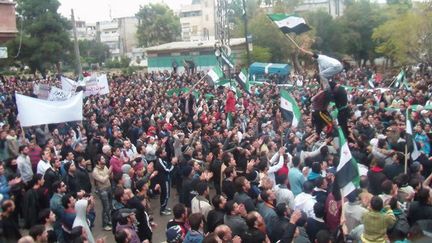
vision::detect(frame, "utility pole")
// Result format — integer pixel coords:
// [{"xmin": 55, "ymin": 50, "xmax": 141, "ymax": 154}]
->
[
  {"xmin": 242, "ymin": 0, "xmax": 251, "ymax": 66},
  {"xmin": 71, "ymin": 9, "xmax": 82, "ymax": 76}
]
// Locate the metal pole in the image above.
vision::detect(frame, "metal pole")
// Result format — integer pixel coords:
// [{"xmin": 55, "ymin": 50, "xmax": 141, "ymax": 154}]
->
[
  {"xmin": 71, "ymin": 9, "xmax": 83, "ymax": 76},
  {"xmin": 242, "ymin": 0, "xmax": 251, "ymax": 66}
]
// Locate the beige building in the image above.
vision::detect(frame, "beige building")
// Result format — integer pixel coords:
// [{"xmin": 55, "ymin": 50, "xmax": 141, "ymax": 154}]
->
[
  {"xmin": 295, "ymin": 0, "xmax": 345, "ymax": 17},
  {"xmin": 74, "ymin": 20, "xmax": 96, "ymax": 41},
  {"xmin": 179, "ymin": 0, "xmax": 216, "ymax": 41},
  {"xmin": 97, "ymin": 17, "xmax": 139, "ymax": 59}
]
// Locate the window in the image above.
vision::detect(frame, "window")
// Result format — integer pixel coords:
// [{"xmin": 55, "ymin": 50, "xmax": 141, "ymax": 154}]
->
[
  {"xmin": 192, "ymin": 25, "xmax": 198, "ymax": 34},
  {"xmin": 205, "ymin": 15, "xmax": 208, "ymax": 21},
  {"xmin": 180, "ymin": 10, "xmax": 202, "ymax": 18}
]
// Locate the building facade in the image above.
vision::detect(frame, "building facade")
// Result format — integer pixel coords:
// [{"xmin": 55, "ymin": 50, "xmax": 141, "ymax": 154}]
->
[
  {"xmin": 179, "ymin": 0, "xmax": 216, "ymax": 41},
  {"xmin": 295, "ymin": 0, "xmax": 345, "ymax": 17},
  {"xmin": 96, "ymin": 17, "xmax": 139, "ymax": 59},
  {"xmin": 74, "ymin": 20, "xmax": 96, "ymax": 41},
  {"xmin": 0, "ymin": 0, "xmax": 17, "ymax": 43},
  {"xmin": 145, "ymin": 38, "xmax": 245, "ymax": 72}
]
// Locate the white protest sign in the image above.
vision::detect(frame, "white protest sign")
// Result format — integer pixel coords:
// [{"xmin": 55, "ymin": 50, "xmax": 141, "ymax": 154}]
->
[
  {"xmin": 48, "ymin": 86, "xmax": 71, "ymax": 101},
  {"xmin": 37, "ymin": 84, "xmax": 51, "ymax": 100},
  {"xmin": 84, "ymin": 74, "xmax": 109, "ymax": 96}
]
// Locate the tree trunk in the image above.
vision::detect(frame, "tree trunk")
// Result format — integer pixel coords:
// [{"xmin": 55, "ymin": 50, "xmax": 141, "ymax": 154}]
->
[
  {"xmin": 56, "ymin": 62, "xmax": 62, "ymax": 74},
  {"xmin": 291, "ymin": 51, "xmax": 303, "ymax": 74}
]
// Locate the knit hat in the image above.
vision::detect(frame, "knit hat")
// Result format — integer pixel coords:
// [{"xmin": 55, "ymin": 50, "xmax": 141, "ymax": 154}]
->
[{"xmin": 166, "ymin": 225, "xmax": 183, "ymax": 243}]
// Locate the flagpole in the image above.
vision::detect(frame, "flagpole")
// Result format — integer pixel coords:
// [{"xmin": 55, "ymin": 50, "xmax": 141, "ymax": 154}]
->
[
  {"xmin": 405, "ymin": 107, "xmax": 411, "ymax": 174},
  {"xmin": 404, "ymin": 143, "xmax": 408, "ymax": 174},
  {"xmin": 284, "ymin": 33, "xmax": 301, "ymax": 50},
  {"xmin": 186, "ymin": 74, "xmax": 208, "ymax": 95}
]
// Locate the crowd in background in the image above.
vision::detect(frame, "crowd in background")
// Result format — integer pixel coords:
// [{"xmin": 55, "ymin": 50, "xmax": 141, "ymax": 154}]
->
[{"xmin": 0, "ymin": 66, "xmax": 431, "ymax": 243}]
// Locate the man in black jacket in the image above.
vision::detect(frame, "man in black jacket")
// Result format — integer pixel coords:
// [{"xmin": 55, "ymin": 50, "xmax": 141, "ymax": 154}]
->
[
  {"xmin": 233, "ymin": 176, "xmax": 255, "ymax": 213},
  {"xmin": 127, "ymin": 179, "xmax": 153, "ymax": 242},
  {"xmin": 154, "ymin": 148, "xmax": 177, "ymax": 216},
  {"xmin": 44, "ymin": 158, "xmax": 62, "ymax": 197},
  {"xmin": 207, "ymin": 195, "xmax": 227, "ymax": 232},
  {"xmin": 74, "ymin": 156, "xmax": 92, "ymax": 193}
]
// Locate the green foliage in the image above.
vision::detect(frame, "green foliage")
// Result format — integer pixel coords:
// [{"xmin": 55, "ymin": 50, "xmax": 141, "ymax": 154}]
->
[
  {"xmin": 303, "ymin": 11, "xmax": 345, "ymax": 55},
  {"xmin": 241, "ymin": 45, "xmax": 272, "ymax": 63},
  {"xmin": 136, "ymin": 4, "xmax": 181, "ymax": 47},
  {"xmin": 9, "ymin": 0, "xmax": 72, "ymax": 75},
  {"xmin": 337, "ymin": 0, "xmax": 387, "ymax": 64},
  {"xmin": 78, "ymin": 40, "xmax": 110, "ymax": 65},
  {"xmin": 372, "ymin": 3, "xmax": 432, "ymax": 65},
  {"xmin": 246, "ymin": 11, "xmax": 293, "ymax": 62},
  {"xmin": 105, "ymin": 57, "xmax": 130, "ymax": 69}
]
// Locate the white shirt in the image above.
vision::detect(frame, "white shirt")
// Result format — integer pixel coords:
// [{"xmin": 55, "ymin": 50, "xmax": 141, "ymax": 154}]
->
[
  {"xmin": 37, "ymin": 159, "xmax": 52, "ymax": 176},
  {"xmin": 294, "ymin": 192, "xmax": 317, "ymax": 218},
  {"xmin": 191, "ymin": 196, "xmax": 212, "ymax": 219},
  {"xmin": 275, "ymin": 184, "xmax": 295, "ymax": 210},
  {"xmin": 317, "ymin": 54, "xmax": 342, "ymax": 71}
]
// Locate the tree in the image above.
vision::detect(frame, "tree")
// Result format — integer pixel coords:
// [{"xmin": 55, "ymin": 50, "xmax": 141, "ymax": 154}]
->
[
  {"xmin": 241, "ymin": 45, "xmax": 272, "ymax": 63},
  {"xmin": 8, "ymin": 0, "xmax": 72, "ymax": 75},
  {"xmin": 78, "ymin": 40, "xmax": 110, "ymax": 65},
  {"xmin": 136, "ymin": 4, "xmax": 181, "ymax": 47},
  {"xmin": 304, "ymin": 11, "xmax": 345, "ymax": 55},
  {"xmin": 372, "ymin": 3, "xmax": 432, "ymax": 65},
  {"xmin": 337, "ymin": 0, "xmax": 387, "ymax": 65}
]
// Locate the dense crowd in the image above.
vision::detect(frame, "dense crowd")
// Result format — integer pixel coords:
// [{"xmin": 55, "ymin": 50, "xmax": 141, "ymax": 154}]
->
[{"xmin": 0, "ymin": 65, "xmax": 431, "ymax": 243}]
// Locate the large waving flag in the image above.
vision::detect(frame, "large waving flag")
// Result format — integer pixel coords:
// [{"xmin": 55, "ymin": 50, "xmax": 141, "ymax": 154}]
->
[
  {"xmin": 406, "ymin": 109, "xmax": 421, "ymax": 160},
  {"xmin": 207, "ymin": 66, "xmax": 224, "ymax": 85},
  {"xmin": 16, "ymin": 91, "xmax": 83, "ymax": 127},
  {"xmin": 280, "ymin": 89, "xmax": 301, "ymax": 127},
  {"xmin": 336, "ymin": 126, "xmax": 360, "ymax": 197},
  {"xmin": 268, "ymin": 14, "xmax": 311, "ymax": 35},
  {"xmin": 235, "ymin": 68, "xmax": 251, "ymax": 94}
]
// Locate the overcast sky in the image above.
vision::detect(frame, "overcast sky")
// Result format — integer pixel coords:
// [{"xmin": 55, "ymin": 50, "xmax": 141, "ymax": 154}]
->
[{"xmin": 58, "ymin": 0, "xmax": 191, "ymax": 23}]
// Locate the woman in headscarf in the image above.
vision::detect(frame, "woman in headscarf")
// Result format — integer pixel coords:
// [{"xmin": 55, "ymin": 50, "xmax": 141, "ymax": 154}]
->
[{"xmin": 72, "ymin": 199, "xmax": 95, "ymax": 243}]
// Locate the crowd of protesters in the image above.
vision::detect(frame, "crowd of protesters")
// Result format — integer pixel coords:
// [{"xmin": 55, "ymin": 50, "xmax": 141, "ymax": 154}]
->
[{"xmin": 0, "ymin": 63, "xmax": 431, "ymax": 243}]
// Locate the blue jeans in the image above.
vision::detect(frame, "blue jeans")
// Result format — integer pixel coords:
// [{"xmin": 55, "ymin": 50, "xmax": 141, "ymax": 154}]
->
[
  {"xmin": 97, "ymin": 188, "xmax": 112, "ymax": 227},
  {"xmin": 320, "ymin": 64, "xmax": 343, "ymax": 89}
]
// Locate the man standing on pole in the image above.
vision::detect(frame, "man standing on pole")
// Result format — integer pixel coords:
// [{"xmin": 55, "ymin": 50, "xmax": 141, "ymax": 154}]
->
[{"xmin": 299, "ymin": 48, "xmax": 343, "ymax": 91}]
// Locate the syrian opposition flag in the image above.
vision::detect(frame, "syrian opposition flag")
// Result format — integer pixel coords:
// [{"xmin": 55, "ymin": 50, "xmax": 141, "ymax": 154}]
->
[
  {"xmin": 394, "ymin": 70, "xmax": 405, "ymax": 88},
  {"xmin": 280, "ymin": 89, "xmax": 301, "ymax": 127},
  {"xmin": 235, "ymin": 68, "xmax": 251, "ymax": 94},
  {"xmin": 268, "ymin": 13, "xmax": 311, "ymax": 35},
  {"xmin": 336, "ymin": 126, "xmax": 360, "ymax": 197},
  {"xmin": 207, "ymin": 66, "xmax": 224, "ymax": 85},
  {"xmin": 406, "ymin": 109, "xmax": 421, "ymax": 160},
  {"xmin": 368, "ymin": 78, "xmax": 375, "ymax": 88}
]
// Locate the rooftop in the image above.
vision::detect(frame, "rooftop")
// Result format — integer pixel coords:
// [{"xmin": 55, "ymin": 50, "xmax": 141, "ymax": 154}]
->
[{"xmin": 144, "ymin": 38, "xmax": 245, "ymax": 52}]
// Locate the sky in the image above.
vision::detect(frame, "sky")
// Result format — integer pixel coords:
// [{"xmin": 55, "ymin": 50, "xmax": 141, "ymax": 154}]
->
[{"xmin": 58, "ymin": 0, "xmax": 191, "ymax": 23}]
